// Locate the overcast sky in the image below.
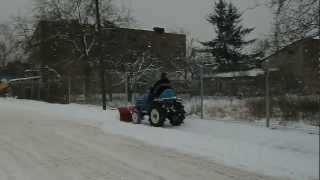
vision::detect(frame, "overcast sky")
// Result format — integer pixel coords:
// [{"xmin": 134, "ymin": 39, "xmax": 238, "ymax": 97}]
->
[{"xmin": 0, "ymin": 0, "xmax": 273, "ymax": 41}]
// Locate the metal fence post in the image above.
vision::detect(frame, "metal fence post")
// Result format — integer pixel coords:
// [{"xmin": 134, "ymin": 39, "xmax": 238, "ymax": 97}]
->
[
  {"xmin": 265, "ymin": 61, "xmax": 270, "ymax": 128},
  {"xmin": 125, "ymin": 72, "xmax": 128, "ymax": 102},
  {"xmin": 38, "ymin": 78, "xmax": 41, "ymax": 100},
  {"xmin": 200, "ymin": 64, "xmax": 204, "ymax": 119},
  {"xmin": 68, "ymin": 76, "xmax": 71, "ymax": 104}
]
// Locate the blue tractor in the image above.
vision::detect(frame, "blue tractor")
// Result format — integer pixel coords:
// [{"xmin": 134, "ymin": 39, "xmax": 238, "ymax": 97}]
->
[{"xmin": 131, "ymin": 88, "xmax": 185, "ymax": 127}]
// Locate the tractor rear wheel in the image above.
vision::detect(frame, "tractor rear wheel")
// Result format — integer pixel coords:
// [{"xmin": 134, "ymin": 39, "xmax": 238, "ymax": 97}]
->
[
  {"xmin": 169, "ymin": 115, "xmax": 184, "ymax": 126},
  {"xmin": 169, "ymin": 103, "xmax": 185, "ymax": 126}
]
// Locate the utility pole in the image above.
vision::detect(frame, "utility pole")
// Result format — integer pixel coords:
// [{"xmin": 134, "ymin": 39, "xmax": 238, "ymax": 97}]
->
[
  {"xmin": 95, "ymin": 0, "xmax": 107, "ymax": 110},
  {"xmin": 265, "ymin": 62, "xmax": 270, "ymax": 128}
]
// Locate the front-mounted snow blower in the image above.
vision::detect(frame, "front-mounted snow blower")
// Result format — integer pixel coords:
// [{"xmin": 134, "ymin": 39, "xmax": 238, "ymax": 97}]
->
[{"xmin": 118, "ymin": 88, "xmax": 186, "ymax": 127}]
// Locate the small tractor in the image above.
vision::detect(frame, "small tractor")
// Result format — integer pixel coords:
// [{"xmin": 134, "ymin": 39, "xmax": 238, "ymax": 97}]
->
[{"xmin": 119, "ymin": 88, "xmax": 186, "ymax": 127}]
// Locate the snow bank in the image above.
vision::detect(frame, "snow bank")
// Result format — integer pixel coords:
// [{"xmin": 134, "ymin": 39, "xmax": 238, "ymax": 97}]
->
[{"xmin": 0, "ymin": 98, "xmax": 318, "ymax": 180}]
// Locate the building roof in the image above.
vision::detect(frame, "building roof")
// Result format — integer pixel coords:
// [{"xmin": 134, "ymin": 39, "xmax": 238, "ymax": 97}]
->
[{"xmin": 262, "ymin": 37, "xmax": 319, "ymax": 62}]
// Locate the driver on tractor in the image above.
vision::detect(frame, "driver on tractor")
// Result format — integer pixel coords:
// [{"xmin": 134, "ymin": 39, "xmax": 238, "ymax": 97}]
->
[{"xmin": 149, "ymin": 72, "xmax": 171, "ymax": 100}]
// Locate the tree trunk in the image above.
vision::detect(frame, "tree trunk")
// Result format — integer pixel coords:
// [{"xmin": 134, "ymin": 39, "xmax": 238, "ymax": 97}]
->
[
  {"xmin": 128, "ymin": 89, "xmax": 133, "ymax": 103},
  {"xmin": 67, "ymin": 76, "xmax": 71, "ymax": 104},
  {"xmin": 84, "ymin": 72, "xmax": 91, "ymax": 102},
  {"xmin": 108, "ymin": 91, "xmax": 113, "ymax": 102},
  {"xmin": 126, "ymin": 75, "xmax": 132, "ymax": 102},
  {"xmin": 83, "ymin": 61, "xmax": 91, "ymax": 103}
]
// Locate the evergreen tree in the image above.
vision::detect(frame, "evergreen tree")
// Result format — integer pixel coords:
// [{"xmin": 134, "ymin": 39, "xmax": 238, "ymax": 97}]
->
[{"xmin": 203, "ymin": 0, "xmax": 255, "ymax": 71}]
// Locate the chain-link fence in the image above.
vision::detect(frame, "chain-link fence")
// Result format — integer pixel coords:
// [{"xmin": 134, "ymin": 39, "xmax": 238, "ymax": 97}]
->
[
  {"xmin": 8, "ymin": 58, "xmax": 319, "ymax": 129},
  {"xmin": 66, "ymin": 71, "xmax": 193, "ymax": 107},
  {"xmin": 179, "ymin": 62, "xmax": 320, "ymax": 128}
]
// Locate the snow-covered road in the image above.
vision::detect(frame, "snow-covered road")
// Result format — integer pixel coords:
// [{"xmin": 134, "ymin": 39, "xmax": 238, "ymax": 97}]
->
[
  {"xmin": 0, "ymin": 100, "xmax": 281, "ymax": 180},
  {"xmin": 0, "ymin": 98, "xmax": 318, "ymax": 180}
]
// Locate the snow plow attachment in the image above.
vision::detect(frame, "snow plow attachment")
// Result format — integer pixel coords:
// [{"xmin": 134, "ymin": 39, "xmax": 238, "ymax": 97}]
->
[{"xmin": 118, "ymin": 106, "xmax": 134, "ymax": 122}]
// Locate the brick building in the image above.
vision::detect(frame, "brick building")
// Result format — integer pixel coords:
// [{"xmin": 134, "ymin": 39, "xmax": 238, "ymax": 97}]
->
[
  {"xmin": 30, "ymin": 20, "xmax": 186, "ymax": 74},
  {"xmin": 28, "ymin": 20, "xmax": 186, "ymax": 102}
]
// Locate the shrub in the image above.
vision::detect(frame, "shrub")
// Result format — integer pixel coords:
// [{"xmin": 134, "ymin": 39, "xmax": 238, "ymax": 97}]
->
[
  {"xmin": 245, "ymin": 95, "xmax": 320, "ymax": 124},
  {"xmin": 275, "ymin": 95, "xmax": 320, "ymax": 122},
  {"xmin": 245, "ymin": 98, "xmax": 266, "ymax": 118},
  {"xmin": 276, "ymin": 96, "xmax": 300, "ymax": 120}
]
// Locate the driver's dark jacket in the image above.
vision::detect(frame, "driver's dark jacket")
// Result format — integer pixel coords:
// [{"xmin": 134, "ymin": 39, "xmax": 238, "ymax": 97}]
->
[{"xmin": 150, "ymin": 78, "xmax": 171, "ymax": 97}]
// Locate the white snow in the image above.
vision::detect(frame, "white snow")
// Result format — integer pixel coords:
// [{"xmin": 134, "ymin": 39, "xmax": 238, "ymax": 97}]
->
[
  {"xmin": 212, "ymin": 68, "xmax": 265, "ymax": 78},
  {"xmin": 8, "ymin": 76, "xmax": 41, "ymax": 83},
  {"xmin": 211, "ymin": 68, "xmax": 280, "ymax": 78},
  {"xmin": 0, "ymin": 98, "xmax": 319, "ymax": 180}
]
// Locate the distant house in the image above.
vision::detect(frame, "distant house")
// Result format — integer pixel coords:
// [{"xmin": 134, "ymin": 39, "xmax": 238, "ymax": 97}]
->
[
  {"xmin": 8, "ymin": 67, "xmax": 65, "ymax": 103},
  {"xmin": 201, "ymin": 37, "xmax": 319, "ymax": 97},
  {"xmin": 262, "ymin": 37, "xmax": 320, "ymax": 95},
  {"xmin": 203, "ymin": 68, "xmax": 266, "ymax": 97}
]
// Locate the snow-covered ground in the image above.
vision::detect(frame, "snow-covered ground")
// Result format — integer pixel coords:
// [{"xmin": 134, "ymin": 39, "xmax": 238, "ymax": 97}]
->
[
  {"xmin": 0, "ymin": 98, "xmax": 319, "ymax": 180},
  {"xmin": 3, "ymin": 102, "xmax": 278, "ymax": 180}
]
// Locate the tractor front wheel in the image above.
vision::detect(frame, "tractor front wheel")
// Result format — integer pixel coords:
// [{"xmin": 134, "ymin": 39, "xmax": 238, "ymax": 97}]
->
[
  {"xmin": 149, "ymin": 105, "xmax": 165, "ymax": 127},
  {"xmin": 131, "ymin": 110, "xmax": 141, "ymax": 124}
]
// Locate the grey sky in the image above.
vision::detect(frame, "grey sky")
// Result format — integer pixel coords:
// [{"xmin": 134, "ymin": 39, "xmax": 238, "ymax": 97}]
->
[
  {"xmin": 119, "ymin": 0, "xmax": 273, "ymax": 41},
  {"xmin": 0, "ymin": 0, "xmax": 273, "ymax": 41},
  {"xmin": 0, "ymin": 0, "xmax": 30, "ymax": 20}
]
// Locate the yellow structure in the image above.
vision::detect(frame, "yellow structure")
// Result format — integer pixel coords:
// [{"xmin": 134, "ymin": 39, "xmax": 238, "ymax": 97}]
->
[{"xmin": 0, "ymin": 82, "xmax": 10, "ymax": 94}]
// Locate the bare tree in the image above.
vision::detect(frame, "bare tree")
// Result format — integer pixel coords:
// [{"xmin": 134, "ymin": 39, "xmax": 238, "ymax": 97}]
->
[
  {"xmin": 168, "ymin": 28, "xmax": 197, "ymax": 81},
  {"xmin": 10, "ymin": 14, "xmax": 37, "ymax": 52},
  {"xmin": 0, "ymin": 22, "xmax": 25, "ymax": 68},
  {"xmin": 0, "ymin": 23, "xmax": 15, "ymax": 68},
  {"xmin": 252, "ymin": 39, "xmax": 272, "ymax": 59},
  {"xmin": 58, "ymin": 25, "xmax": 96, "ymax": 100},
  {"xmin": 268, "ymin": 0, "xmax": 319, "ymax": 46},
  {"xmin": 126, "ymin": 54, "xmax": 161, "ymax": 92},
  {"xmin": 110, "ymin": 51, "xmax": 161, "ymax": 102},
  {"xmin": 31, "ymin": 0, "xmax": 136, "ymax": 103},
  {"xmin": 32, "ymin": 0, "xmax": 136, "ymax": 27},
  {"xmin": 185, "ymin": 32, "xmax": 199, "ymax": 81}
]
